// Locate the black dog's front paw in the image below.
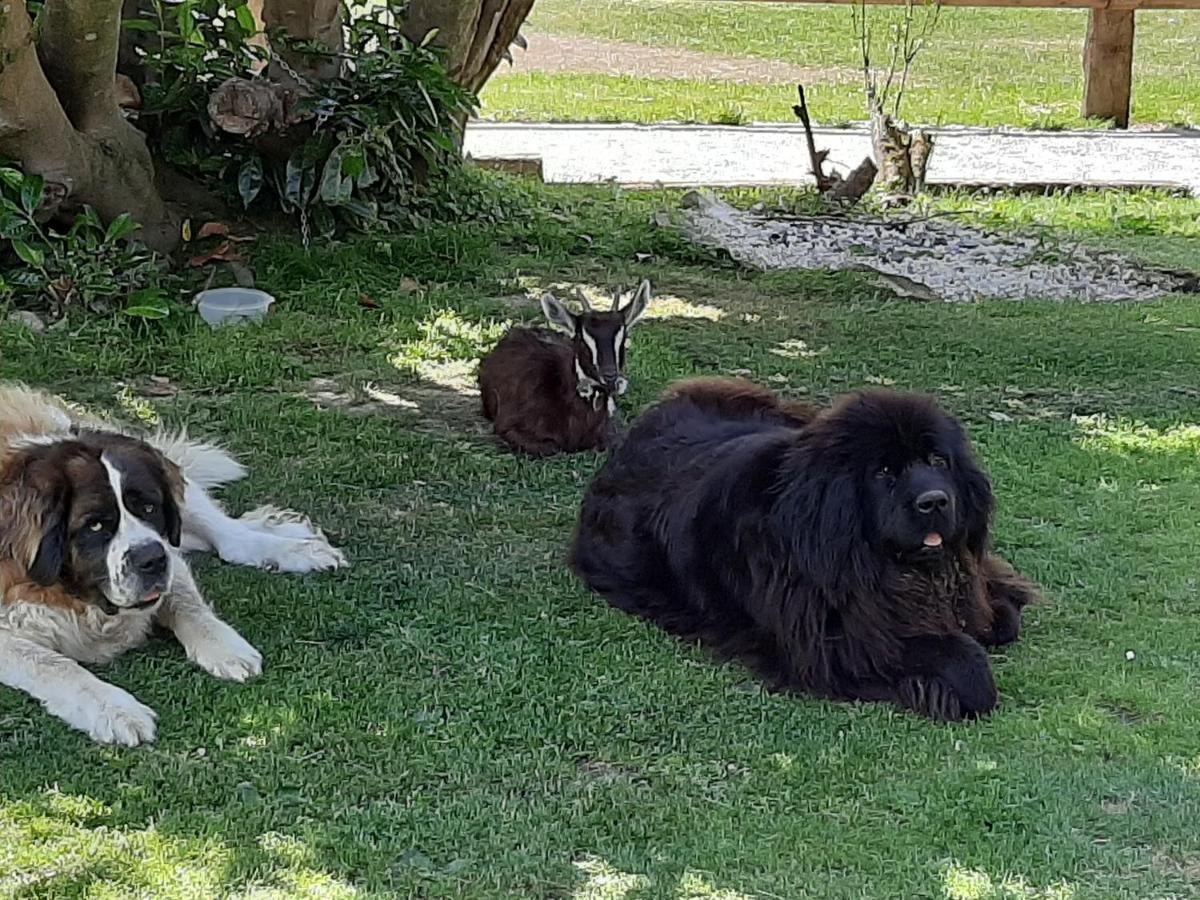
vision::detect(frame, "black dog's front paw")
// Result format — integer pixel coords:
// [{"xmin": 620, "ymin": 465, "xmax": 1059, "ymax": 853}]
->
[
  {"xmin": 987, "ymin": 599, "xmax": 1023, "ymax": 647},
  {"xmin": 899, "ymin": 634, "xmax": 998, "ymax": 720}
]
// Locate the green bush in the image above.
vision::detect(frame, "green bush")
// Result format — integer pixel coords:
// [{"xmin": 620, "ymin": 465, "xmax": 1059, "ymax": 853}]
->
[
  {"xmin": 129, "ymin": 0, "xmax": 478, "ymax": 238},
  {"xmin": 0, "ymin": 166, "xmax": 172, "ymax": 321}
]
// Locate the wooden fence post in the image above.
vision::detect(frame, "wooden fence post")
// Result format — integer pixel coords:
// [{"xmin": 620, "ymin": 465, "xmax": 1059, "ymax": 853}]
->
[{"xmin": 1082, "ymin": 9, "xmax": 1136, "ymax": 127}]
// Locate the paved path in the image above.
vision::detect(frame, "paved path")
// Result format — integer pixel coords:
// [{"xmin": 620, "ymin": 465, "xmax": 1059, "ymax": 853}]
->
[{"xmin": 463, "ymin": 122, "xmax": 1200, "ymax": 194}]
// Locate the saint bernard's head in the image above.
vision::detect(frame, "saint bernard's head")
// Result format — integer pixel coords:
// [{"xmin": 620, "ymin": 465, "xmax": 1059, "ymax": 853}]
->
[{"xmin": 0, "ymin": 432, "xmax": 185, "ymax": 614}]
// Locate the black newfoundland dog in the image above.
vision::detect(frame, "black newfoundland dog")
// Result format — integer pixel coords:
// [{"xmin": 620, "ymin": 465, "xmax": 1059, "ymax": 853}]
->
[{"xmin": 570, "ymin": 377, "xmax": 1040, "ymax": 721}]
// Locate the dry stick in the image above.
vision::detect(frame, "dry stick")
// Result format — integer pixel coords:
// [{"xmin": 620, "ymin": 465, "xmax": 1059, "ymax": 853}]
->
[
  {"xmin": 791, "ymin": 84, "xmax": 839, "ymax": 193},
  {"xmin": 792, "ymin": 84, "xmax": 877, "ymax": 205}
]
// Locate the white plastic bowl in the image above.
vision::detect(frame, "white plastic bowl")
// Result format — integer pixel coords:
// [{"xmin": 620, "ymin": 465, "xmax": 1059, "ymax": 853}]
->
[{"xmin": 195, "ymin": 287, "xmax": 275, "ymax": 327}]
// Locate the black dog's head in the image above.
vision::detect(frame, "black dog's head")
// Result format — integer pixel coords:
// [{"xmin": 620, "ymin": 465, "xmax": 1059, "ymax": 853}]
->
[
  {"xmin": 0, "ymin": 433, "xmax": 184, "ymax": 613},
  {"xmin": 783, "ymin": 390, "xmax": 993, "ymax": 587}
]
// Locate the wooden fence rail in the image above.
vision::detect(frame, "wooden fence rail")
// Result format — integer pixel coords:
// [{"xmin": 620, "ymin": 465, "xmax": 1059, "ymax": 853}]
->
[{"xmin": 700, "ymin": 0, "xmax": 1200, "ymax": 127}]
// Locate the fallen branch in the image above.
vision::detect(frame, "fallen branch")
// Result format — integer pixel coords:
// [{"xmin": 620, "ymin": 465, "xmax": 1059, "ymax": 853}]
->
[
  {"xmin": 792, "ymin": 84, "xmax": 838, "ymax": 194},
  {"xmin": 791, "ymin": 83, "xmax": 875, "ymax": 206}
]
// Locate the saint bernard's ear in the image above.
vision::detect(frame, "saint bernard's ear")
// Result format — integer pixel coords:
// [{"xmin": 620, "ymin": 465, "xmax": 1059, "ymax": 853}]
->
[{"xmin": 0, "ymin": 447, "xmax": 73, "ymax": 586}]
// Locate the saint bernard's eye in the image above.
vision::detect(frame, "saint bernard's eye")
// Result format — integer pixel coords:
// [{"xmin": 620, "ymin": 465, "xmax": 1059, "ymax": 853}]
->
[
  {"xmin": 89, "ymin": 521, "xmax": 105, "ymax": 533},
  {"xmin": 143, "ymin": 503, "xmax": 156, "ymax": 515}
]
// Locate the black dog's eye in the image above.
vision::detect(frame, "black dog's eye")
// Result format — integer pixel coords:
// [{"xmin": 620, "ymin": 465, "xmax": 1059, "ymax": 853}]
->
[
  {"xmin": 929, "ymin": 454, "xmax": 948, "ymax": 469},
  {"xmin": 876, "ymin": 465, "xmax": 894, "ymax": 480}
]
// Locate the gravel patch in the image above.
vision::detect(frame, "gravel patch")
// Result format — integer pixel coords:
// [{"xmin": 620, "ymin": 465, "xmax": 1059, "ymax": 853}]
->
[{"xmin": 681, "ymin": 193, "xmax": 1195, "ymax": 302}]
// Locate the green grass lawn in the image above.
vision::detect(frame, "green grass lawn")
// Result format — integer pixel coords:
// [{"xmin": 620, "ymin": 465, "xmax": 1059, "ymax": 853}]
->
[
  {"xmin": 481, "ymin": 0, "xmax": 1200, "ymax": 128},
  {"xmin": 2, "ymin": 181, "xmax": 1200, "ymax": 897}
]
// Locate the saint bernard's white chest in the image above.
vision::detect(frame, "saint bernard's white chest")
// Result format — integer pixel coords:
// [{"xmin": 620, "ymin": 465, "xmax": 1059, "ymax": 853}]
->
[{"xmin": 0, "ymin": 599, "xmax": 157, "ymax": 666}]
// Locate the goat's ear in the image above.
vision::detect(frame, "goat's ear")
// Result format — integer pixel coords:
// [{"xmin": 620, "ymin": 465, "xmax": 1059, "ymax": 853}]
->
[
  {"xmin": 540, "ymin": 292, "xmax": 577, "ymax": 336},
  {"xmin": 622, "ymin": 279, "xmax": 651, "ymax": 327}
]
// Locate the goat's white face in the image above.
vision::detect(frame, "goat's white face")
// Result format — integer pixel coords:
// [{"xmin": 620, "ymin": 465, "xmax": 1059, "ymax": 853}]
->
[{"xmin": 541, "ymin": 280, "xmax": 651, "ymax": 403}]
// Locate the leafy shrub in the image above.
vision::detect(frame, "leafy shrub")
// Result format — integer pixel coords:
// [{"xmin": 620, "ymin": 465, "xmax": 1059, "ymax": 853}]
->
[
  {"xmin": 129, "ymin": 0, "xmax": 478, "ymax": 238},
  {"xmin": 0, "ymin": 166, "xmax": 173, "ymax": 320}
]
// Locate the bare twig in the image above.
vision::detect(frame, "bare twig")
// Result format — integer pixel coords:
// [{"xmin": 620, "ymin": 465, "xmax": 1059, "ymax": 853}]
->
[{"xmin": 792, "ymin": 84, "xmax": 838, "ymax": 193}]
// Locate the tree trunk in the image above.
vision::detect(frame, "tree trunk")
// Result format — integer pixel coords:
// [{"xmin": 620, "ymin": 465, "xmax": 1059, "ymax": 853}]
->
[
  {"xmin": 261, "ymin": 0, "xmax": 344, "ymax": 83},
  {"xmin": 868, "ymin": 101, "xmax": 934, "ymax": 198},
  {"xmin": 402, "ymin": 0, "xmax": 534, "ymax": 95},
  {"xmin": 0, "ymin": 0, "xmax": 176, "ymax": 250}
]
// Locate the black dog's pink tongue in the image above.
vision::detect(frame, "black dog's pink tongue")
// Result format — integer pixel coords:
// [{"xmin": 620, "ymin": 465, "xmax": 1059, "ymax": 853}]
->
[{"xmin": 923, "ymin": 532, "xmax": 943, "ymax": 547}]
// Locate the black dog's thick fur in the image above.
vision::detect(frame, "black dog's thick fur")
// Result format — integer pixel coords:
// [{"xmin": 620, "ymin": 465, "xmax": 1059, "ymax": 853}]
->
[{"xmin": 570, "ymin": 377, "xmax": 1040, "ymax": 721}]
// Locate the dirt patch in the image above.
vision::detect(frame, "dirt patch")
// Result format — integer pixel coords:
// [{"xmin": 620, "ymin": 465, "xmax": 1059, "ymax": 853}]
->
[{"xmin": 503, "ymin": 31, "xmax": 855, "ymax": 86}]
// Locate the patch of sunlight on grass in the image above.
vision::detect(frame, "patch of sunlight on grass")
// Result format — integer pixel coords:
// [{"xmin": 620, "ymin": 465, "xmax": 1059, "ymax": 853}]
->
[
  {"xmin": 572, "ymin": 855, "xmax": 650, "ymax": 900},
  {"xmin": 387, "ymin": 309, "xmax": 503, "ymax": 392},
  {"xmin": 769, "ymin": 338, "xmax": 823, "ymax": 359},
  {"xmin": 0, "ymin": 790, "xmax": 229, "ymax": 896},
  {"xmin": 941, "ymin": 862, "xmax": 1077, "ymax": 899},
  {"xmin": 676, "ymin": 870, "xmax": 755, "ymax": 899},
  {"xmin": 1166, "ymin": 755, "xmax": 1200, "ymax": 779},
  {"xmin": 769, "ymin": 752, "xmax": 794, "ymax": 771},
  {"xmin": 115, "ymin": 385, "xmax": 161, "ymax": 427},
  {"xmin": 232, "ymin": 870, "xmax": 360, "ymax": 899},
  {"xmin": 523, "ymin": 279, "xmax": 726, "ymax": 322},
  {"xmin": 1072, "ymin": 414, "xmax": 1200, "ymax": 455},
  {"xmin": 643, "ymin": 292, "xmax": 725, "ymax": 322}
]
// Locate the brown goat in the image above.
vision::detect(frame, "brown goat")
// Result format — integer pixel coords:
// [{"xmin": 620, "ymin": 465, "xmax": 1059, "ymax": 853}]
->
[{"xmin": 478, "ymin": 281, "xmax": 651, "ymax": 457}]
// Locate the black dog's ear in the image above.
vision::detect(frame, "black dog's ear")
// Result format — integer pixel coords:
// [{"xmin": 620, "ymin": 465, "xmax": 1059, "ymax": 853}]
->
[
  {"xmin": 778, "ymin": 449, "xmax": 877, "ymax": 598},
  {"xmin": 956, "ymin": 449, "xmax": 994, "ymax": 557}
]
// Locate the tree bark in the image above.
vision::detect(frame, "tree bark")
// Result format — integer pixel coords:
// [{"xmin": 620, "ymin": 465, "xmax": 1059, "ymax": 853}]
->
[
  {"xmin": 261, "ymin": 0, "xmax": 344, "ymax": 82},
  {"xmin": 402, "ymin": 0, "xmax": 534, "ymax": 95},
  {"xmin": 0, "ymin": 0, "xmax": 176, "ymax": 249}
]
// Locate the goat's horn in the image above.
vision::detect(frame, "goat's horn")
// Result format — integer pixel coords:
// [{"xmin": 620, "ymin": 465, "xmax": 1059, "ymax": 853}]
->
[
  {"xmin": 571, "ymin": 286, "xmax": 592, "ymax": 312},
  {"xmin": 611, "ymin": 288, "xmax": 622, "ymax": 311}
]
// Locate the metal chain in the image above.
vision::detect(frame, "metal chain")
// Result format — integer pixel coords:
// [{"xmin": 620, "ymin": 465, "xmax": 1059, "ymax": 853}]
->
[
  {"xmin": 299, "ymin": 207, "xmax": 311, "ymax": 249},
  {"xmin": 268, "ymin": 38, "xmax": 314, "ymax": 247}
]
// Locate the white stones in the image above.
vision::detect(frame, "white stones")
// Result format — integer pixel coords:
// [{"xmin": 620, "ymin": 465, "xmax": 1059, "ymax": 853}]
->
[{"xmin": 682, "ymin": 197, "xmax": 1190, "ymax": 303}]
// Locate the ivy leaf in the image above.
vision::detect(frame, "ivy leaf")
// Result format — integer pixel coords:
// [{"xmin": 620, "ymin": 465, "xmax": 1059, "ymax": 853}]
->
[
  {"xmin": 341, "ymin": 149, "xmax": 366, "ymax": 181},
  {"xmin": 284, "ymin": 152, "xmax": 308, "ymax": 211},
  {"xmin": 342, "ymin": 198, "xmax": 377, "ymax": 225},
  {"xmin": 124, "ymin": 288, "xmax": 171, "ymax": 319},
  {"xmin": 238, "ymin": 155, "xmax": 264, "ymax": 209},
  {"xmin": 320, "ymin": 148, "xmax": 353, "ymax": 206},
  {"xmin": 234, "ymin": 3, "xmax": 257, "ymax": 34},
  {"xmin": 0, "ymin": 167, "xmax": 25, "ymax": 193},
  {"xmin": 19, "ymin": 174, "xmax": 44, "ymax": 215},
  {"xmin": 104, "ymin": 213, "xmax": 139, "ymax": 243},
  {"xmin": 11, "ymin": 239, "xmax": 44, "ymax": 268},
  {"xmin": 121, "ymin": 18, "xmax": 159, "ymax": 32}
]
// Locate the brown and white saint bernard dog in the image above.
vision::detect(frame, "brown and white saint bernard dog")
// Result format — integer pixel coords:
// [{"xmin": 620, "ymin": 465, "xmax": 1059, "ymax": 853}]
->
[{"xmin": 0, "ymin": 383, "xmax": 347, "ymax": 745}]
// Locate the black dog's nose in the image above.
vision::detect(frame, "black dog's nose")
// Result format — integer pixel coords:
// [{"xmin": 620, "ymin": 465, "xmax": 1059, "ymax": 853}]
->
[
  {"xmin": 128, "ymin": 542, "xmax": 167, "ymax": 578},
  {"xmin": 914, "ymin": 489, "xmax": 950, "ymax": 514}
]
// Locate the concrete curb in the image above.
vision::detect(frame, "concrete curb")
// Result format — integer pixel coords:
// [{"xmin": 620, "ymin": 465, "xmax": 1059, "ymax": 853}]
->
[{"xmin": 463, "ymin": 122, "xmax": 1200, "ymax": 195}]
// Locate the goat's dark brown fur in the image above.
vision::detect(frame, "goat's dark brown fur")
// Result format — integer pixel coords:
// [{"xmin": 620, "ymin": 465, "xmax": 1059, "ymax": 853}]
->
[
  {"xmin": 479, "ymin": 283, "xmax": 650, "ymax": 457},
  {"xmin": 570, "ymin": 377, "xmax": 1041, "ymax": 721}
]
